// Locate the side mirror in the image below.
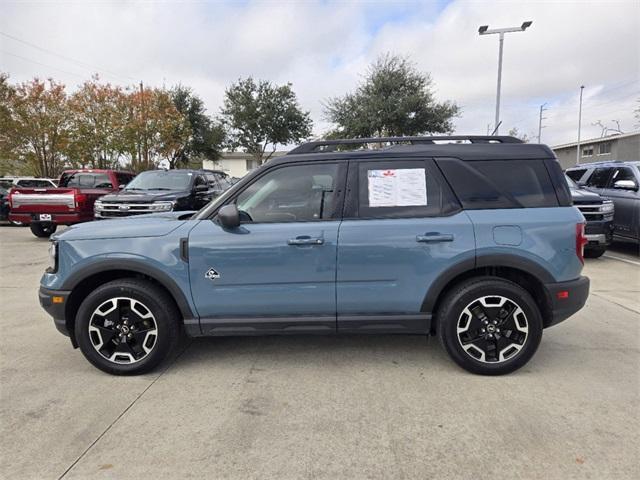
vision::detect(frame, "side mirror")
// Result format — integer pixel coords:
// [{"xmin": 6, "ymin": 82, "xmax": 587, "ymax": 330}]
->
[
  {"xmin": 218, "ymin": 204, "xmax": 240, "ymax": 229},
  {"xmin": 195, "ymin": 184, "xmax": 208, "ymax": 193},
  {"xmin": 613, "ymin": 179, "xmax": 638, "ymax": 191}
]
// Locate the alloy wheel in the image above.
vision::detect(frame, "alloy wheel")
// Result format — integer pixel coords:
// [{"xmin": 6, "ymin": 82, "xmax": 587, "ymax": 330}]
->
[
  {"xmin": 456, "ymin": 295, "xmax": 529, "ymax": 363},
  {"xmin": 88, "ymin": 297, "xmax": 158, "ymax": 364}
]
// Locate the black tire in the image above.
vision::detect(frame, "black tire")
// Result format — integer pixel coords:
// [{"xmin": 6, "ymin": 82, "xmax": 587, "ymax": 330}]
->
[
  {"xmin": 584, "ymin": 246, "xmax": 606, "ymax": 258},
  {"xmin": 30, "ymin": 222, "xmax": 57, "ymax": 238},
  {"xmin": 436, "ymin": 276, "xmax": 543, "ymax": 376},
  {"xmin": 75, "ymin": 279, "xmax": 181, "ymax": 375}
]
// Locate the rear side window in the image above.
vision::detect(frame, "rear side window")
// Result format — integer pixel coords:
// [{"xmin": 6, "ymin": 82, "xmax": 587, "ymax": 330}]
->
[
  {"xmin": 566, "ymin": 169, "xmax": 586, "ymax": 182},
  {"xmin": 585, "ymin": 167, "xmax": 614, "ymax": 188},
  {"xmin": 436, "ymin": 158, "xmax": 558, "ymax": 209},
  {"xmin": 60, "ymin": 173, "xmax": 113, "ymax": 189},
  {"xmin": 355, "ymin": 160, "xmax": 452, "ymax": 218}
]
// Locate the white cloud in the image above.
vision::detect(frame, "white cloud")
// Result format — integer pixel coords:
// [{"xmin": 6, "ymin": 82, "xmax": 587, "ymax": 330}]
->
[{"xmin": 1, "ymin": 0, "xmax": 638, "ymax": 146}]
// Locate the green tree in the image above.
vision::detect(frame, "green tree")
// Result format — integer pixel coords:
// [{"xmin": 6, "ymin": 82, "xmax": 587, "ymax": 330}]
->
[
  {"xmin": 221, "ymin": 77, "xmax": 312, "ymax": 164},
  {"xmin": 168, "ymin": 85, "xmax": 225, "ymax": 168},
  {"xmin": 324, "ymin": 54, "xmax": 459, "ymax": 138},
  {"xmin": 2, "ymin": 77, "xmax": 71, "ymax": 177}
]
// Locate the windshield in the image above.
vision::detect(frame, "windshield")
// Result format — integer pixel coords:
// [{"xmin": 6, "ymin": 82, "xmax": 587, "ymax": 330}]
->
[
  {"xmin": 125, "ymin": 171, "xmax": 193, "ymax": 191},
  {"xmin": 565, "ymin": 174, "xmax": 578, "ymax": 189}
]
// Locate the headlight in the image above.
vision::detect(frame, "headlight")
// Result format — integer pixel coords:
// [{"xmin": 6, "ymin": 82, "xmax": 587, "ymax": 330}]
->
[
  {"xmin": 94, "ymin": 200, "xmax": 104, "ymax": 211},
  {"xmin": 46, "ymin": 241, "xmax": 58, "ymax": 273},
  {"xmin": 599, "ymin": 200, "xmax": 614, "ymax": 214},
  {"xmin": 149, "ymin": 201, "xmax": 174, "ymax": 212}
]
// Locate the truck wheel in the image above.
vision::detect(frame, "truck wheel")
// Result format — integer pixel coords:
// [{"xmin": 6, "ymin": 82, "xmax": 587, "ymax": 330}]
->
[
  {"xmin": 584, "ymin": 247, "xmax": 606, "ymax": 258},
  {"xmin": 30, "ymin": 222, "xmax": 57, "ymax": 238},
  {"xmin": 437, "ymin": 277, "xmax": 543, "ymax": 375},
  {"xmin": 75, "ymin": 279, "xmax": 181, "ymax": 375}
]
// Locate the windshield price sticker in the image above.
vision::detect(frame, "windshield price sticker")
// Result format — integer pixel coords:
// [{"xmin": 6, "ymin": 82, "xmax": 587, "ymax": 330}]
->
[{"xmin": 367, "ymin": 168, "xmax": 427, "ymax": 207}]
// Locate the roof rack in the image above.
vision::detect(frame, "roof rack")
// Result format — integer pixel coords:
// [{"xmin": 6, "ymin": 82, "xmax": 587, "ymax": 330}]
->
[{"xmin": 288, "ymin": 135, "xmax": 523, "ymax": 155}]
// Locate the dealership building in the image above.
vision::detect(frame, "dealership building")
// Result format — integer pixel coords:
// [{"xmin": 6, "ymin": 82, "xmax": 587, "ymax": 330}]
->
[
  {"xmin": 552, "ymin": 131, "xmax": 640, "ymax": 169},
  {"xmin": 203, "ymin": 151, "xmax": 286, "ymax": 178}
]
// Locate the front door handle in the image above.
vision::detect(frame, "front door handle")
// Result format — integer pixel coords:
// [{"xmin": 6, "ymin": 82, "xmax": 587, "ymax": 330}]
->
[
  {"xmin": 288, "ymin": 236, "xmax": 324, "ymax": 246},
  {"xmin": 416, "ymin": 233, "xmax": 454, "ymax": 243}
]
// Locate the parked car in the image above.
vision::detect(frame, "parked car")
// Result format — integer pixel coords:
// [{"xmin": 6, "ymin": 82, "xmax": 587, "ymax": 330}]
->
[
  {"xmin": 0, "ymin": 186, "xmax": 10, "ymax": 222},
  {"xmin": 94, "ymin": 169, "xmax": 231, "ymax": 219},
  {"xmin": 565, "ymin": 175, "xmax": 614, "ymax": 258},
  {"xmin": 566, "ymin": 160, "xmax": 640, "ymax": 245},
  {"xmin": 9, "ymin": 169, "xmax": 135, "ymax": 238},
  {"xmin": 0, "ymin": 177, "xmax": 57, "ymax": 189},
  {"xmin": 39, "ymin": 135, "xmax": 589, "ymax": 376}
]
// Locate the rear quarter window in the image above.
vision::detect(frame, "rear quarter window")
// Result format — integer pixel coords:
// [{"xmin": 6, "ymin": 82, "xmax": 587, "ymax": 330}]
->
[
  {"xmin": 436, "ymin": 158, "xmax": 558, "ymax": 209},
  {"xmin": 60, "ymin": 173, "xmax": 113, "ymax": 189}
]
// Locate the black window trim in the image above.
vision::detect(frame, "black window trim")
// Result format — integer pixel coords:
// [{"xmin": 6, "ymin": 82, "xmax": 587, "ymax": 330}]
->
[{"xmin": 208, "ymin": 160, "xmax": 348, "ymax": 225}]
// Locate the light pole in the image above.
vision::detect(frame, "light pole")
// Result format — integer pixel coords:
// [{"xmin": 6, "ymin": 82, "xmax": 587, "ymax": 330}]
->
[
  {"xmin": 479, "ymin": 21, "xmax": 533, "ymax": 135},
  {"xmin": 576, "ymin": 85, "xmax": 585, "ymax": 164}
]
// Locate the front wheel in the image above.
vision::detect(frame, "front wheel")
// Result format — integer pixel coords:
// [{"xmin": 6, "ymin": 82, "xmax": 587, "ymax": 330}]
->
[
  {"xmin": 75, "ymin": 279, "xmax": 181, "ymax": 375},
  {"xmin": 437, "ymin": 277, "xmax": 543, "ymax": 375},
  {"xmin": 30, "ymin": 222, "xmax": 57, "ymax": 238}
]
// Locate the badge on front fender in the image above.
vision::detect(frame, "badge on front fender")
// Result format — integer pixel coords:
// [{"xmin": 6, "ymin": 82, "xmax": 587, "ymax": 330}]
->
[{"xmin": 205, "ymin": 268, "xmax": 220, "ymax": 281}]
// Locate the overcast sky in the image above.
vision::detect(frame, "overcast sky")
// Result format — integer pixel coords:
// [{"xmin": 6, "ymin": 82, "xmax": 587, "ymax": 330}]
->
[{"xmin": 1, "ymin": 0, "xmax": 638, "ymax": 147}]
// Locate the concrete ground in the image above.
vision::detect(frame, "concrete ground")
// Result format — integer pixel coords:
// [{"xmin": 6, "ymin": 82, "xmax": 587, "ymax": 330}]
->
[{"xmin": 1, "ymin": 225, "xmax": 638, "ymax": 480}]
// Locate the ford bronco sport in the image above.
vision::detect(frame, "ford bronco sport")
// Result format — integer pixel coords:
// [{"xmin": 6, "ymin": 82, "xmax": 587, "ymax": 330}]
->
[{"xmin": 39, "ymin": 136, "xmax": 590, "ymax": 376}]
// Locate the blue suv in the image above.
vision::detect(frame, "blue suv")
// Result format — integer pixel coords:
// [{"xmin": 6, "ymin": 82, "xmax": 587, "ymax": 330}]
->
[{"xmin": 39, "ymin": 136, "xmax": 590, "ymax": 376}]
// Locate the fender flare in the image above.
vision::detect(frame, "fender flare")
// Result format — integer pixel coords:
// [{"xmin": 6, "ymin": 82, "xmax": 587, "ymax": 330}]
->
[
  {"xmin": 421, "ymin": 253, "xmax": 555, "ymax": 313},
  {"xmin": 61, "ymin": 258, "xmax": 196, "ymax": 323}
]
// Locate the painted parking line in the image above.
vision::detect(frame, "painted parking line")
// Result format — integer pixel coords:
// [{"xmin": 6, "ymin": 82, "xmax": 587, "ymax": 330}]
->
[{"xmin": 603, "ymin": 254, "xmax": 640, "ymax": 267}]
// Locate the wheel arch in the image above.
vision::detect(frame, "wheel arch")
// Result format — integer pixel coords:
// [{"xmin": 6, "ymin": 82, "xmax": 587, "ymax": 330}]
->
[
  {"xmin": 422, "ymin": 255, "xmax": 555, "ymax": 331},
  {"xmin": 62, "ymin": 260, "xmax": 197, "ymax": 346}
]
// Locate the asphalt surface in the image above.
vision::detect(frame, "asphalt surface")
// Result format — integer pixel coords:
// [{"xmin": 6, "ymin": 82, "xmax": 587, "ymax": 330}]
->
[{"xmin": 1, "ymin": 225, "xmax": 639, "ymax": 480}]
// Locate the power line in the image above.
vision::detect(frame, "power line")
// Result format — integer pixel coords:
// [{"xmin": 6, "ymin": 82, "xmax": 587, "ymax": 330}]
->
[
  {"xmin": 0, "ymin": 31, "xmax": 135, "ymax": 82},
  {"xmin": 0, "ymin": 50, "xmax": 87, "ymax": 79}
]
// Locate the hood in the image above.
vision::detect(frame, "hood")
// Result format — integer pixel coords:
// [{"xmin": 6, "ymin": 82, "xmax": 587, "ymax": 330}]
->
[
  {"xmin": 54, "ymin": 211, "xmax": 195, "ymax": 241},
  {"xmin": 570, "ymin": 187, "xmax": 602, "ymax": 204},
  {"xmin": 99, "ymin": 189, "xmax": 190, "ymax": 203}
]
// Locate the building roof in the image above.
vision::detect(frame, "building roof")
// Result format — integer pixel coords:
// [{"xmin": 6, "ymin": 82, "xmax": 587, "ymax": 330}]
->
[{"xmin": 553, "ymin": 131, "xmax": 640, "ymax": 150}]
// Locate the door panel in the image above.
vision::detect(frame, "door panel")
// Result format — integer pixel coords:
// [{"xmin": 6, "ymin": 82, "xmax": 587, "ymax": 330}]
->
[
  {"xmin": 188, "ymin": 220, "xmax": 339, "ymax": 333},
  {"xmin": 336, "ymin": 213, "xmax": 475, "ymax": 332}
]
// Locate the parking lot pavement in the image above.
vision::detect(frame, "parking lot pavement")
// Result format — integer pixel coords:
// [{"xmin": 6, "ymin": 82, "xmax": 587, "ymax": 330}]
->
[{"xmin": 1, "ymin": 225, "xmax": 638, "ymax": 480}]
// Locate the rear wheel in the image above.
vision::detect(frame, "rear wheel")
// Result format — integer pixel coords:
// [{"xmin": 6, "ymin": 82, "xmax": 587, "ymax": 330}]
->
[
  {"xmin": 437, "ymin": 277, "xmax": 543, "ymax": 375},
  {"xmin": 75, "ymin": 279, "xmax": 181, "ymax": 375},
  {"xmin": 584, "ymin": 246, "xmax": 606, "ymax": 258},
  {"xmin": 30, "ymin": 222, "xmax": 57, "ymax": 238}
]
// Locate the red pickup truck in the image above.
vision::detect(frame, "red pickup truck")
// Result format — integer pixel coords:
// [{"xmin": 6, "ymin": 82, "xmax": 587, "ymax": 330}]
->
[{"xmin": 9, "ymin": 169, "xmax": 135, "ymax": 238}]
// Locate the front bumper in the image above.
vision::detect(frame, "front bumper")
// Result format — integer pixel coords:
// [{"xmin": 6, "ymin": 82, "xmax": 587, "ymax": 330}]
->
[
  {"xmin": 38, "ymin": 286, "xmax": 72, "ymax": 339},
  {"xmin": 585, "ymin": 218, "xmax": 614, "ymax": 247},
  {"xmin": 544, "ymin": 276, "xmax": 590, "ymax": 328}
]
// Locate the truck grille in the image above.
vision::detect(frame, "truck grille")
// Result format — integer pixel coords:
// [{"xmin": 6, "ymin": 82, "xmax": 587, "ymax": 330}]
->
[
  {"xmin": 96, "ymin": 202, "xmax": 166, "ymax": 217},
  {"xmin": 574, "ymin": 204, "xmax": 604, "ymax": 221}
]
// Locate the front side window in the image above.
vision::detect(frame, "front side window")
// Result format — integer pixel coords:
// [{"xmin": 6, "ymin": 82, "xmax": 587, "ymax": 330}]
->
[
  {"xmin": 609, "ymin": 167, "xmax": 636, "ymax": 185},
  {"xmin": 586, "ymin": 167, "xmax": 613, "ymax": 188},
  {"xmin": 236, "ymin": 163, "xmax": 340, "ymax": 223}
]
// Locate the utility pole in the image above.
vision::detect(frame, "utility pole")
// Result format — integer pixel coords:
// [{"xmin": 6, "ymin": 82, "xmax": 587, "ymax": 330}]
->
[
  {"xmin": 479, "ymin": 21, "xmax": 533, "ymax": 135},
  {"xmin": 537, "ymin": 103, "xmax": 547, "ymax": 143},
  {"xmin": 576, "ymin": 85, "xmax": 584, "ymax": 164}
]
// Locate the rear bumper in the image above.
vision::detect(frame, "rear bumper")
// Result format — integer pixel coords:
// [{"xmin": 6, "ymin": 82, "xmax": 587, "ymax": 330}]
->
[
  {"xmin": 38, "ymin": 286, "xmax": 72, "ymax": 338},
  {"xmin": 9, "ymin": 212, "xmax": 93, "ymax": 225},
  {"xmin": 544, "ymin": 276, "xmax": 590, "ymax": 327}
]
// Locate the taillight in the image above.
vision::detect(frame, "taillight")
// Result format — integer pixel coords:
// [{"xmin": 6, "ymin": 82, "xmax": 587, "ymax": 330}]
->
[
  {"xmin": 576, "ymin": 223, "xmax": 588, "ymax": 264},
  {"xmin": 75, "ymin": 192, "xmax": 87, "ymax": 209}
]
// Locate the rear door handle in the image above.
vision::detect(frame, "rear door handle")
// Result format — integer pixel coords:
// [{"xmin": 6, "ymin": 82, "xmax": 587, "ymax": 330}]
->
[
  {"xmin": 287, "ymin": 236, "xmax": 324, "ymax": 246},
  {"xmin": 416, "ymin": 233, "xmax": 454, "ymax": 243}
]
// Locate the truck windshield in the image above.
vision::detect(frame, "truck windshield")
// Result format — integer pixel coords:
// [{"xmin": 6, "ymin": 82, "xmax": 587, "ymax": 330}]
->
[{"xmin": 125, "ymin": 171, "xmax": 192, "ymax": 191}]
